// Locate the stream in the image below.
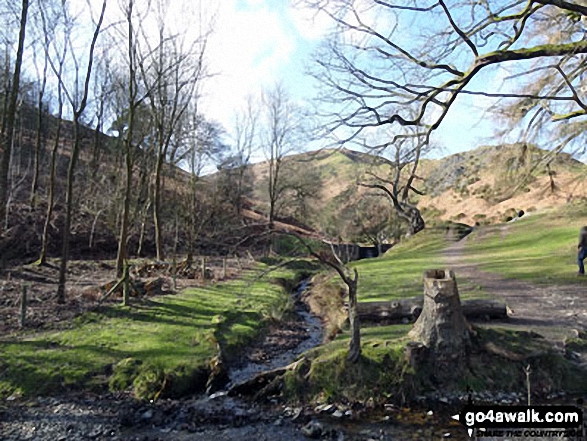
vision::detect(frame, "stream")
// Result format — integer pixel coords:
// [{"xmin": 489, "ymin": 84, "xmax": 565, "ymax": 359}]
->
[
  {"xmin": 226, "ymin": 279, "xmax": 323, "ymax": 387},
  {"xmin": 0, "ymin": 279, "xmax": 471, "ymax": 440}
]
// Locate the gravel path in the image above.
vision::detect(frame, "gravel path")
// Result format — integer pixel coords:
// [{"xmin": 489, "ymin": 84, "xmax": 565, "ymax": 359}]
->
[{"xmin": 444, "ymin": 232, "xmax": 587, "ymax": 345}]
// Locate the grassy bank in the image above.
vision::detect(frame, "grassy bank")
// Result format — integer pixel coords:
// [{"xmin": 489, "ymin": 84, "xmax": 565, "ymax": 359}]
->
[
  {"xmin": 462, "ymin": 206, "xmax": 587, "ymax": 282},
  {"xmin": 0, "ymin": 264, "xmax": 304, "ymax": 400},
  {"xmin": 296, "ymin": 211, "xmax": 587, "ymax": 405}
]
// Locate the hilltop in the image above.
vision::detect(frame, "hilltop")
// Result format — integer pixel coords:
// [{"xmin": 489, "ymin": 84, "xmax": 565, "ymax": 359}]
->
[{"xmin": 244, "ymin": 143, "xmax": 587, "ymax": 234}]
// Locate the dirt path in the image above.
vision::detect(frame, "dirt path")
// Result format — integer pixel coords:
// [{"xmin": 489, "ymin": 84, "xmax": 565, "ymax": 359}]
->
[{"xmin": 444, "ymin": 234, "xmax": 587, "ymax": 346}]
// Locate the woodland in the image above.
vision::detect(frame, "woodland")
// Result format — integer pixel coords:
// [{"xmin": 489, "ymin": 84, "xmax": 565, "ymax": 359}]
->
[{"xmin": 1, "ymin": 0, "xmax": 587, "ymax": 440}]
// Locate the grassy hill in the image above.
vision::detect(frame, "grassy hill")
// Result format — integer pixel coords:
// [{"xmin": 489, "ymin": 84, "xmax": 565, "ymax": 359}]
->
[{"xmin": 245, "ymin": 144, "xmax": 587, "ymax": 235}]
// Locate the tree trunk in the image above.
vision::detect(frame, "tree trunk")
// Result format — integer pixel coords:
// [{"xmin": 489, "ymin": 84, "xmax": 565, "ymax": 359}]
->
[
  {"xmin": 37, "ymin": 101, "xmax": 63, "ymax": 265},
  {"xmin": 30, "ymin": 62, "xmax": 47, "ymax": 211},
  {"xmin": 407, "ymin": 207, "xmax": 425, "ymax": 236},
  {"xmin": 56, "ymin": 120, "xmax": 82, "ymax": 303},
  {"xmin": 347, "ymin": 273, "xmax": 361, "ymax": 363},
  {"xmin": 0, "ymin": 0, "xmax": 29, "ymax": 232},
  {"xmin": 408, "ymin": 269, "xmax": 471, "ymax": 362},
  {"xmin": 116, "ymin": 150, "xmax": 132, "ymax": 276},
  {"xmin": 153, "ymin": 153, "xmax": 164, "ymax": 260}
]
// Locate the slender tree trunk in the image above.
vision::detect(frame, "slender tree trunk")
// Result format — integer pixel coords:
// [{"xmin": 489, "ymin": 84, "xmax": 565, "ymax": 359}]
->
[
  {"xmin": 0, "ymin": 0, "xmax": 29, "ymax": 232},
  {"xmin": 116, "ymin": 0, "xmax": 137, "ymax": 276},
  {"xmin": 116, "ymin": 150, "xmax": 133, "ymax": 276},
  {"xmin": 153, "ymin": 153, "xmax": 164, "ymax": 260},
  {"xmin": 56, "ymin": 120, "xmax": 83, "ymax": 303},
  {"xmin": 347, "ymin": 273, "xmax": 361, "ymax": 363},
  {"xmin": 55, "ymin": 0, "xmax": 106, "ymax": 301},
  {"xmin": 37, "ymin": 116, "xmax": 62, "ymax": 265},
  {"xmin": 30, "ymin": 61, "xmax": 48, "ymax": 211}
]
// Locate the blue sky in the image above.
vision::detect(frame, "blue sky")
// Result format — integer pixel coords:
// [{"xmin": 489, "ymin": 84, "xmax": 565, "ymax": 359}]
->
[
  {"xmin": 78, "ymin": 0, "xmax": 501, "ymax": 158},
  {"xmin": 201, "ymin": 0, "xmax": 501, "ymax": 157}
]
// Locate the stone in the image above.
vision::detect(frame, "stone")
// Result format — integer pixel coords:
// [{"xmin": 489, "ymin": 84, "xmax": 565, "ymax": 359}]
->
[{"xmin": 301, "ymin": 420, "xmax": 323, "ymax": 439}]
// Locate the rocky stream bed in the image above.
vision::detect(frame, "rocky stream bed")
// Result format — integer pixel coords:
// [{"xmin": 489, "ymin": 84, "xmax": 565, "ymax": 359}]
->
[{"xmin": 6, "ymin": 278, "xmax": 583, "ymax": 440}]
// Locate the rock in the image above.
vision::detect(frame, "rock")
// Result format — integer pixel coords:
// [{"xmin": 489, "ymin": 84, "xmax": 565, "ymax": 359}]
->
[
  {"xmin": 332, "ymin": 410, "xmax": 344, "ymax": 418},
  {"xmin": 384, "ymin": 403, "xmax": 399, "ymax": 412},
  {"xmin": 443, "ymin": 433, "xmax": 451, "ymax": 438},
  {"xmin": 141, "ymin": 409, "xmax": 153, "ymax": 420},
  {"xmin": 301, "ymin": 420, "xmax": 323, "ymax": 439},
  {"xmin": 315, "ymin": 403, "xmax": 335, "ymax": 413},
  {"xmin": 426, "ymin": 410, "xmax": 433, "ymax": 416}
]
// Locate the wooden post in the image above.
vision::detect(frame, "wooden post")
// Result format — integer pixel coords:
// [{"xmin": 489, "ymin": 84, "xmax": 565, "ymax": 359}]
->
[
  {"xmin": 222, "ymin": 257, "xmax": 227, "ymax": 279},
  {"xmin": 20, "ymin": 285, "xmax": 27, "ymax": 327},
  {"xmin": 201, "ymin": 257, "xmax": 206, "ymax": 280},
  {"xmin": 122, "ymin": 262, "xmax": 130, "ymax": 306}
]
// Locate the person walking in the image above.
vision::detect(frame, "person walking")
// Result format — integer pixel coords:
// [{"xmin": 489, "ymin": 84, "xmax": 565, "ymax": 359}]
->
[{"xmin": 578, "ymin": 226, "xmax": 587, "ymax": 275}]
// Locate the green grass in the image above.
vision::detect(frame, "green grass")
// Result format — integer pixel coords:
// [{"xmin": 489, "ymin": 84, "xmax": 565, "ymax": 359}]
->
[
  {"xmin": 0, "ymin": 265, "xmax": 300, "ymax": 399},
  {"xmin": 351, "ymin": 227, "xmax": 484, "ymax": 301},
  {"xmin": 462, "ymin": 207, "xmax": 587, "ymax": 282},
  {"xmin": 284, "ymin": 325, "xmax": 413, "ymax": 403}
]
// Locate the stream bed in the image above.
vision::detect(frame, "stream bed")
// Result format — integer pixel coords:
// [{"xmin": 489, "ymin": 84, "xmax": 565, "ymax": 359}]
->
[{"xmin": 0, "ymin": 280, "xmax": 471, "ymax": 440}]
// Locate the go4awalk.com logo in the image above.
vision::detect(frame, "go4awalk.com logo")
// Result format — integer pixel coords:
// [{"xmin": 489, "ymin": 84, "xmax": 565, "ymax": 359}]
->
[{"xmin": 452, "ymin": 405, "xmax": 584, "ymax": 438}]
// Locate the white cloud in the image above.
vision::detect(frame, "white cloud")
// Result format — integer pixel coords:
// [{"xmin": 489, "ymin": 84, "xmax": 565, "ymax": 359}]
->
[{"xmin": 200, "ymin": 0, "xmax": 297, "ymax": 134}]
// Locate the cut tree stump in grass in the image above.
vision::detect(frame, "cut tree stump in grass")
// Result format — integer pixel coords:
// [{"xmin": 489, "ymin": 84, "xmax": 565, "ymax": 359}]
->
[{"xmin": 408, "ymin": 269, "xmax": 472, "ymax": 364}]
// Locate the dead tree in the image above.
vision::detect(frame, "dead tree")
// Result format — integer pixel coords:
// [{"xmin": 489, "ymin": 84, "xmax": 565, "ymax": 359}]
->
[{"xmin": 407, "ymin": 269, "xmax": 471, "ymax": 367}]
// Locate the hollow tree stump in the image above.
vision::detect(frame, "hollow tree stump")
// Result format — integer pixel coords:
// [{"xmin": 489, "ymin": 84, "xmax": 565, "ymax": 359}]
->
[{"xmin": 408, "ymin": 269, "xmax": 471, "ymax": 363}]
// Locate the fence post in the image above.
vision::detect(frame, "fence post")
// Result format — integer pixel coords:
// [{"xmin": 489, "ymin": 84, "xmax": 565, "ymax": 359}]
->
[
  {"xmin": 122, "ymin": 262, "xmax": 130, "ymax": 306},
  {"xmin": 20, "ymin": 285, "xmax": 27, "ymax": 327}
]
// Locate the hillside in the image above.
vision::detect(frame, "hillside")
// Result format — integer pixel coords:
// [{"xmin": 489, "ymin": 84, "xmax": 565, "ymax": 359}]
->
[{"xmin": 245, "ymin": 144, "xmax": 587, "ymax": 234}]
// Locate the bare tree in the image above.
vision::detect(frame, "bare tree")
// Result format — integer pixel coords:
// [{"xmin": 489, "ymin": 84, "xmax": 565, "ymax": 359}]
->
[
  {"xmin": 261, "ymin": 84, "xmax": 304, "ymax": 227},
  {"xmin": 359, "ymin": 134, "xmax": 428, "ymax": 235},
  {"xmin": 286, "ymin": 232, "xmax": 361, "ymax": 362},
  {"xmin": 227, "ymin": 96, "xmax": 259, "ymax": 214},
  {"xmin": 0, "ymin": 0, "xmax": 29, "ymax": 232},
  {"xmin": 37, "ymin": 0, "xmax": 68, "ymax": 266},
  {"xmin": 29, "ymin": 8, "xmax": 50, "ymax": 211},
  {"xmin": 54, "ymin": 0, "xmax": 107, "ymax": 303},
  {"xmin": 300, "ymin": 0, "xmax": 587, "ymax": 170},
  {"xmin": 114, "ymin": 0, "xmax": 142, "ymax": 276},
  {"xmin": 138, "ymin": 1, "xmax": 209, "ymax": 261}
]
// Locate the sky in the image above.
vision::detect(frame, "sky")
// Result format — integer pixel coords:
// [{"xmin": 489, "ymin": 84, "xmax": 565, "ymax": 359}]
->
[
  {"xmin": 74, "ymin": 0, "xmax": 501, "ymax": 158},
  {"xmin": 185, "ymin": 0, "xmax": 499, "ymax": 158}
]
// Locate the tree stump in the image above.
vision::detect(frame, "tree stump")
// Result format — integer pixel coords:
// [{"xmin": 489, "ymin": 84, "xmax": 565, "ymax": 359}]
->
[{"xmin": 408, "ymin": 269, "xmax": 471, "ymax": 363}]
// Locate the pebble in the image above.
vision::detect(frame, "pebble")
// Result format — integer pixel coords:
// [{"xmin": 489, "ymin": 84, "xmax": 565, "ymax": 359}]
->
[
  {"xmin": 141, "ymin": 409, "xmax": 153, "ymax": 420},
  {"xmin": 301, "ymin": 420, "xmax": 323, "ymax": 439},
  {"xmin": 332, "ymin": 410, "xmax": 344, "ymax": 418}
]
